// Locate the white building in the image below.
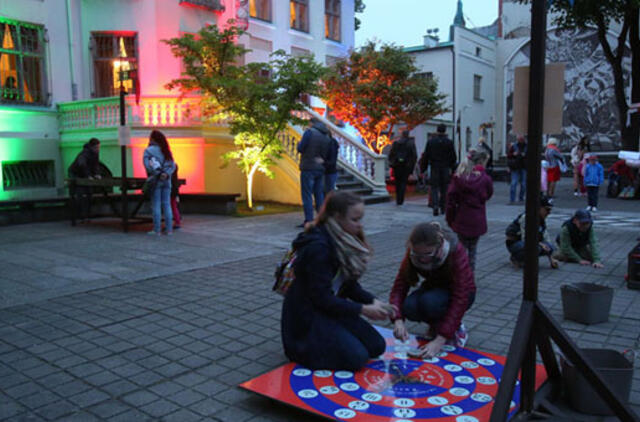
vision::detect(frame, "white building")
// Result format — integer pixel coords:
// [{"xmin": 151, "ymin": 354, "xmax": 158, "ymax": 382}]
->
[
  {"xmin": 0, "ymin": 0, "xmax": 363, "ymax": 203},
  {"xmin": 406, "ymin": 0, "xmax": 632, "ymax": 160}
]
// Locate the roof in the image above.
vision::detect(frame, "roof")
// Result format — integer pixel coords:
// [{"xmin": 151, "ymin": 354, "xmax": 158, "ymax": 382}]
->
[{"xmin": 403, "ymin": 41, "xmax": 454, "ymax": 54}]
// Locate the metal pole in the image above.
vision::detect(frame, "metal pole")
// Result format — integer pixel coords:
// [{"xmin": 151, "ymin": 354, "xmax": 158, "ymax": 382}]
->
[
  {"xmin": 520, "ymin": 0, "xmax": 547, "ymax": 413},
  {"xmin": 120, "ymin": 83, "xmax": 128, "ymax": 233}
]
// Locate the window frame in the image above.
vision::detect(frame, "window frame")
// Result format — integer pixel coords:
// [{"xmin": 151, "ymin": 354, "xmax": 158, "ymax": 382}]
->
[
  {"xmin": 249, "ymin": 0, "xmax": 272, "ymax": 23},
  {"xmin": 0, "ymin": 18, "xmax": 49, "ymax": 106},
  {"xmin": 90, "ymin": 31, "xmax": 138, "ymax": 98},
  {"xmin": 290, "ymin": 0, "xmax": 309, "ymax": 33},
  {"xmin": 473, "ymin": 74, "xmax": 483, "ymax": 101},
  {"xmin": 325, "ymin": 0, "xmax": 341, "ymax": 42}
]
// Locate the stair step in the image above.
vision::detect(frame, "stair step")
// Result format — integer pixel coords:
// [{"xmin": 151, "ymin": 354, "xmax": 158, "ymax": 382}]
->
[
  {"xmin": 336, "ymin": 181, "xmax": 362, "ymax": 189},
  {"xmin": 337, "ymin": 187, "xmax": 373, "ymax": 196},
  {"xmin": 361, "ymin": 193, "xmax": 391, "ymax": 205}
]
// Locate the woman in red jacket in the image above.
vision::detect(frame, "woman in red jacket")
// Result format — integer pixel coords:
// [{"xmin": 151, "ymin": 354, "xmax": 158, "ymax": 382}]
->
[
  {"xmin": 445, "ymin": 149, "xmax": 493, "ymax": 272},
  {"xmin": 389, "ymin": 222, "xmax": 476, "ymax": 358}
]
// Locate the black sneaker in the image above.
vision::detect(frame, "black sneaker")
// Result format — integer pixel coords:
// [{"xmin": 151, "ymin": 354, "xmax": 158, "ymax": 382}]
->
[{"xmin": 433, "ymin": 208, "xmax": 439, "ymax": 216}]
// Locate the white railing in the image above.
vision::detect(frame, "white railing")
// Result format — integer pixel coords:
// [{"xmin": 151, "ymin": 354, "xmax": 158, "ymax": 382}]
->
[
  {"xmin": 285, "ymin": 108, "xmax": 387, "ymax": 190},
  {"xmin": 58, "ymin": 95, "xmax": 206, "ymax": 131}
]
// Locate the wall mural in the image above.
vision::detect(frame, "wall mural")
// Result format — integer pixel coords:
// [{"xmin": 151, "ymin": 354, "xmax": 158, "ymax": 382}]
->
[{"xmin": 505, "ymin": 27, "xmax": 631, "ymax": 152}]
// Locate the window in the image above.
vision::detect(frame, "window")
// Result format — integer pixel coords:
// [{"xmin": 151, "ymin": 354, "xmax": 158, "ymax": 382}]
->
[
  {"xmin": 325, "ymin": 0, "xmax": 341, "ymax": 41},
  {"xmin": 250, "ymin": 0, "xmax": 271, "ymax": 22},
  {"xmin": 290, "ymin": 0, "xmax": 309, "ymax": 33},
  {"xmin": 0, "ymin": 19, "xmax": 48, "ymax": 105},
  {"xmin": 473, "ymin": 74, "xmax": 482, "ymax": 101},
  {"xmin": 416, "ymin": 72, "xmax": 434, "ymax": 81},
  {"xmin": 475, "ymin": 47, "xmax": 481, "ymax": 57},
  {"xmin": 91, "ymin": 32, "xmax": 137, "ymax": 98}
]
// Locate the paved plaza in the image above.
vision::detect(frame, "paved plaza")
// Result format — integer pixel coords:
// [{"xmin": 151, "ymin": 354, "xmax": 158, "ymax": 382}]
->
[{"xmin": 1, "ymin": 180, "xmax": 639, "ymax": 421}]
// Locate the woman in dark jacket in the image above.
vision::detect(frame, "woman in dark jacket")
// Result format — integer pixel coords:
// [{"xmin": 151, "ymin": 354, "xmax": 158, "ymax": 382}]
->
[
  {"xmin": 389, "ymin": 222, "xmax": 476, "ymax": 359},
  {"xmin": 445, "ymin": 149, "xmax": 493, "ymax": 271},
  {"xmin": 281, "ymin": 191, "xmax": 391, "ymax": 371}
]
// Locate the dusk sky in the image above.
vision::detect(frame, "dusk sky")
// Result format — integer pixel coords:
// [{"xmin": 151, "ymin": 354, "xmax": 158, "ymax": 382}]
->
[{"xmin": 355, "ymin": 0, "xmax": 500, "ymax": 48}]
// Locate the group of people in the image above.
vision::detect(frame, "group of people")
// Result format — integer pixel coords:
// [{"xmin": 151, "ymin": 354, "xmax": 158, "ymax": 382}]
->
[
  {"xmin": 68, "ymin": 130, "xmax": 182, "ymax": 234},
  {"xmin": 281, "ymin": 190, "xmax": 476, "ymax": 370},
  {"xmin": 296, "ymin": 118, "xmax": 340, "ymax": 227},
  {"xmin": 505, "ymin": 194, "xmax": 604, "ymax": 270}
]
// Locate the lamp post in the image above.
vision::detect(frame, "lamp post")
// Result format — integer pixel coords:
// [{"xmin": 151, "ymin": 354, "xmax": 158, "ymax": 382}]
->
[{"xmin": 117, "ymin": 60, "xmax": 129, "ymax": 232}]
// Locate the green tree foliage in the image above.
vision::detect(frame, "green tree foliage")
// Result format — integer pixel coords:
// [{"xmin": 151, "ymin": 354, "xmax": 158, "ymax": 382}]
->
[
  {"xmin": 521, "ymin": 0, "xmax": 640, "ymax": 150},
  {"xmin": 355, "ymin": 0, "xmax": 365, "ymax": 30},
  {"xmin": 165, "ymin": 23, "xmax": 325, "ymax": 208},
  {"xmin": 321, "ymin": 41, "xmax": 447, "ymax": 153}
]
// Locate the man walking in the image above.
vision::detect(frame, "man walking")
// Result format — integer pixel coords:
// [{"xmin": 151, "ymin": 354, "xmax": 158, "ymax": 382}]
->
[
  {"xmin": 419, "ymin": 124, "xmax": 456, "ymax": 216},
  {"xmin": 388, "ymin": 130, "xmax": 417, "ymax": 206},
  {"xmin": 297, "ymin": 118, "xmax": 330, "ymax": 226},
  {"xmin": 507, "ymin": 136, "xmax": 527, "ymax": 204}
]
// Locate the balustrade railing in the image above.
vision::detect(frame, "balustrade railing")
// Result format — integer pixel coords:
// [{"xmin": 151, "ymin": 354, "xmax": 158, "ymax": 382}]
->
[
  {"xmin": 285, "ymin": 108, "xmax": 386, "ymax": 189},
  {"xmin": 58, "ymin": 95, "xmax": 204, "ymax": 131}
]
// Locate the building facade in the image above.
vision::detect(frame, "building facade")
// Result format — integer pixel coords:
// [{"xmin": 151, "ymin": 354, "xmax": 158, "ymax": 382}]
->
[
  {"xmin": 0, "ymin": 0, "xmax": 355, "ymax": 202},
  {"xmin": 405, "ymin": 0, "xmax": 632, "ymax": 160}
]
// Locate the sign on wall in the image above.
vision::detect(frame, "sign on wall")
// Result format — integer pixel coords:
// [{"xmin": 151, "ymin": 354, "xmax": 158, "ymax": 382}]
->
[{"xmin": 512, "ymin": 63, "xmax": 565, "ymax": 136}]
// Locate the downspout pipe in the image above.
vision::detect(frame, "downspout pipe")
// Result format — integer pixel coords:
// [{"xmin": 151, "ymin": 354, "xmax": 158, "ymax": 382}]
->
[{"xmin": 65, "ymin": 0, "xmax": 77, "ymax": 100}]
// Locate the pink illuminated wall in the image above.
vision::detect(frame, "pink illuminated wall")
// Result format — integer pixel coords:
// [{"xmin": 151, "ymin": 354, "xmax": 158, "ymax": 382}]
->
[{"xmin": 130, "ymin": 137, "xmax": 205, "ymax": 193}]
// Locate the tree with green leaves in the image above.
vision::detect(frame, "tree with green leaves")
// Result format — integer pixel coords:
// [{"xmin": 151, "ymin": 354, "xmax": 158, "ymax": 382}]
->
[
  {"xmin": 165, "ymin": 23, "xmax": 325, "ymax": 209},
  {"xmin": 321, "ymin": 41, "xmax": 447, "ymax": 154},
  {"xmin": 354, "ymin": 0, "xmax": 365, "ymax": 30},
  {"xmin": 522, "ymin": 0, "xmax": 640, "ymax": 150}
]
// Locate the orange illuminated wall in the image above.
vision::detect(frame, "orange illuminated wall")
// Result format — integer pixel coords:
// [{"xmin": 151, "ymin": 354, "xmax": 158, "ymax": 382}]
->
[{"xmin": 130, "ymin": 137, "xmax": 205, "ymax": 193}]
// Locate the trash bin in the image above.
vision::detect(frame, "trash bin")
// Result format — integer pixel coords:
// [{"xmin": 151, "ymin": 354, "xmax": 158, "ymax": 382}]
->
[
  {"xmin": 561, "ymin": 282, "xmax": 613, "ymax": 325},
  {"xmin": 627, "ymin": 241, "xmax": 640, "ymax": 289},
  {"xmin": 561, "ymin": 348, "xmax": 634, "ymax": 415}
]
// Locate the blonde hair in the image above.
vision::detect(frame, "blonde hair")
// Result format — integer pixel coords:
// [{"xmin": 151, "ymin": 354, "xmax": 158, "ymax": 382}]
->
[{"xmin": 455, "ymin": 149, "xmax": 489, "ymax": 177}]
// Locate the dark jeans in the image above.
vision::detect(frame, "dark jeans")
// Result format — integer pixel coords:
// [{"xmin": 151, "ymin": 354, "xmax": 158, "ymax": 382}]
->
[
  {"xmin": 393, "ymin": 165, "xmax": 411, "ymax": 205},
  {"xmin": 586, "ymin": 186, "xmax": 599, "ymax": 207},
  {"xmin": 71, "ymin": 185, "xmax": 92, "ymax": 220},
  {"xmin": 294, "ymin": 314, "xmax": 386, "ymax": 371},
  {"xmin": 300, "ymin": 169, "xmax": 325, "ymax": 223},
  {"xmin": 508, "ymin": 240, "xmax": 554, "ymax": 265},
  {"xmin": 403, "ymin": 287, "xmax": 475, "ymax": 326},
  {"xmin": 510, "ymin": 169, "xmax": 526, "ymax": 202},
  {"xmin": 458, "ymin": 235, "xmax": 479, "ymax": 273},
  {"xmin": 324, "ymin": 172, "xmax": 338, "ymax": 194},
  {"xmin": 430, "ymin": 166, "xmax": 450, "ymax": 211}
]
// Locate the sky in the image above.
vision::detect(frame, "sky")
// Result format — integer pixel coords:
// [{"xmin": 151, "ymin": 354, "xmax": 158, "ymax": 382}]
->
[{"xmin": 355, "ymin": 0, "xmax": 500, "ymax": 48}]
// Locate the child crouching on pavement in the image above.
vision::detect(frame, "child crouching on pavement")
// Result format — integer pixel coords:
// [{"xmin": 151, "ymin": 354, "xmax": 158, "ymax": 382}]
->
[
  {"xmin": 505, "ymin": 193, "xmax": 559, "ymax": 269},
  {"xmin": 389, "ymin": 222, "xmax": 476, "ymax": 358}
]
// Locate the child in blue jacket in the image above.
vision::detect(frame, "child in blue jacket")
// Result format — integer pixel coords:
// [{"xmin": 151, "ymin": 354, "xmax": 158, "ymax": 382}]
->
[{"xmin": 583, "ymin": 154, "xmax": 604, "ymax": 212}]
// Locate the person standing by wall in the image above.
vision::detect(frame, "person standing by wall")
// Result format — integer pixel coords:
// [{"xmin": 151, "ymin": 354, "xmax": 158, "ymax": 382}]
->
[
  {"xmin": 583, "ymin": 153, "xmax": 604, "ymax": 212},
  {"xmin": 143, "ymin": 130, "xmax": 176, "ymax": 235},
  {"xmin": 324, "ymin": 134, "xmax": 340, "ymax": 194},
  {"xmin": 445, "ymin": 150, "xmax": 493, "ymax": 272},
  {"xmin": 388, "ymin": 130, "xmax": 417, "ymax": 206},
  {"xmin": 297, "ymin": 118, "xmax": 330, "ymax": 227},
  {"xmin": 571, "ymin": 136, "xmax": 587, "ymax": 196},
  {"xmin": 170, "ymin": 163, "xmax": 181, "ymax": 230},
  {"xmin": 544, "ymin": 137, "xmax": 566, "ymax": 198},
  {"xmin": 507, "ymin": 136, "xmax": 527, "ymax": 204},
  {"xmin": 68, "ymin": 138, "xmax": 101, "ymax": 223},
  {"xmin": 419, "ymin": 124, "xmax": 456, "ymax": 216}
]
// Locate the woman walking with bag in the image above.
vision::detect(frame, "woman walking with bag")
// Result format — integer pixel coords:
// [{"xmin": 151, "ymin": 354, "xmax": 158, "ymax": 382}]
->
[
  {"xmin": 281, "ymin": 191, "xmax": 393, "ymax": 371},
  {"xmin": 143, "ymin": 130, "xmax": 176, "ymax": 235},
  {"xmin": 445, "ymin": 149, "xmax": 493, "ymax": 272}
]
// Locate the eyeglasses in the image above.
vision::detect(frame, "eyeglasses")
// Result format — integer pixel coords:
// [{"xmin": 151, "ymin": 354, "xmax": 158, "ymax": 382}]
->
[{"xmin": 410, "ymin": 247, "xmax": 439, "ymax": 260}]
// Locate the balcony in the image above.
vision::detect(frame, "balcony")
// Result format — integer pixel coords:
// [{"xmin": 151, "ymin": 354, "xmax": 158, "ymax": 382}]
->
[{"xmin": 58, "ymin": 95, "xmax": 218, "ymax": 132}]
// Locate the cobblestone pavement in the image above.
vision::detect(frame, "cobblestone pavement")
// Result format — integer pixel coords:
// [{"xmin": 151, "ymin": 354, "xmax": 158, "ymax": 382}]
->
[{"xmin": 0, "ymin": 180, "xmax": 639, "ymax": 421}]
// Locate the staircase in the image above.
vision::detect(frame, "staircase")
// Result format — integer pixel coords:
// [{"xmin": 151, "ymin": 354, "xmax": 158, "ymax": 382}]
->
[
  {"xmin": 278, "ymin": 108, "xmax": 391, "ymax": 205},
  {"xmin": 335, "ymin": 168, "xmax": 391, "ymax": 204}
]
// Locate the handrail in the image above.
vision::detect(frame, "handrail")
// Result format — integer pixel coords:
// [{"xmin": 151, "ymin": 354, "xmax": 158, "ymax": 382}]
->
[{"xmin": 288, "ymin": 108, "xmax": 387, "ymax": 189}]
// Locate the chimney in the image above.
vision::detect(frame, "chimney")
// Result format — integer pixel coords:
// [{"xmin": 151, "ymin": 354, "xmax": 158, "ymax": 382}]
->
[{"xmin": 424, "ymin": 28, "xmax": 440, "ymax": 48}]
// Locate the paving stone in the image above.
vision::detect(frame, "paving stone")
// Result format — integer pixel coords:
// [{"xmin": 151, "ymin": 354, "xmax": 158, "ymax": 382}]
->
[
  {"xmin": 138, "ymin": 399, "xmax": 181, "ymax": 418},
  {"xmin": 100, "ymin": 379, "xmax": 138, "ymax": 397},
  {"xmin": 121, "ymin": 390, "xmax": 159, "ymax": 407},
  {"xmin": 68, "ymin": 389, "xmax": 110, "ymax": 408},
  {"xmin": 87, "ymin": 399, "xmax": 131, "ymax": 419},
  {"xmin": 33, "ymin": 400, "xmax": 77, "ymax": 420}
]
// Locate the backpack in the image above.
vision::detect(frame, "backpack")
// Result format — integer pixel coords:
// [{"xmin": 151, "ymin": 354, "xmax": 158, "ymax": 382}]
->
[
  {"xmin": 273, "ymin": 249, "xmax": 297, "ymax": 296},
  {"xmin": 390, "ymin": 140, "xmax": 411, "ymax": 167}
]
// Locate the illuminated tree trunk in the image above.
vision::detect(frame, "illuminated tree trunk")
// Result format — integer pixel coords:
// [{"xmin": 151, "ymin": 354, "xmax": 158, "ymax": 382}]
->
[{"xmin": 246, "ymin": 160, "xmax": 260, "ymax": 209}]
